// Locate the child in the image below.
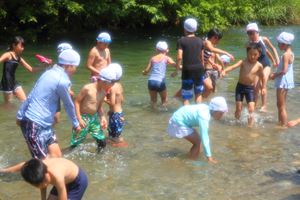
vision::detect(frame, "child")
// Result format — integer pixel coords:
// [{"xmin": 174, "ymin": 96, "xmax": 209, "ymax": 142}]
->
[
  {"xmin": 0, "ymin": 157, "xmax": 88, "ymax": 200},
  {"xmin": 70, "ymin": 63, "xmax": 122, "ymax": 152},
  {"xmin": 17, "ymin": 49, "xmax": 82, "ymax": 159},
  {"xmin": 86, "ymin": 32, "xmax": 112, "ymax": 82},
  {"xmin": 167, "ymin": 96, "xmax": 228, "ymax": 163},
  {"xmin": 246, "ymin": 22, "xmax": 280, "ymax": 112},
  {"xmin": 142, "ymin": 41, "xmax": 176, "ymax": 108},
  {"xmin": 288, "ymin": 118, "xmax": 300, "ymax": 127},
  {"xmin": 105, "ymin": 64, "xmax": 127, "ymax": 147},
  {"xmin": 0, "ymin": 36, "xmax": 38, "ymax": 103},
  {"xmin": 171, "ymin": 18, "xmax": 204, "ymax": 105},
  {"xmin": 270, "ymin": 32, "xmax": 295, "ymax": 127},
  {"xmin": 222, "ymin": 43, "xmax": 265, "ymax": 127},
  {"xmin": 203, "ymin": 28, "xmax": 234, "ymax": 97}
]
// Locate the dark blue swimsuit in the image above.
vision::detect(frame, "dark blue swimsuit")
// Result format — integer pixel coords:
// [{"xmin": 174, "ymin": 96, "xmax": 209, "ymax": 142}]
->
[{"xmin": 0, "ymin": 53, "xmax": 21, "ymax": 92}]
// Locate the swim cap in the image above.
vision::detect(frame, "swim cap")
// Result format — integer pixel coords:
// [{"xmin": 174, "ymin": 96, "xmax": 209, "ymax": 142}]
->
[
  {"xmin": 246, "ymin": 23, "xmax": 259, "ymax": 32},
  {"xmin": 209, "ymin": 96, "xmax": 228, "ymax": 112},
  {"xmin": 96, "ymin": 32, "xmax": 112, "ymax": 43},
  {"xmin": 58, "ymin": 49, "xmax": 80, "ymax": 67},
  {"xmin": 276, "ymin": 32, "xmax": 295, "ymax": 45},
  {"xmin": 156, "ymin": 41, "xmax": 168, "ymax": 51},
  {"xmin": 184, "ymin": 18, "xmax": 197, "ymax": 33},
  {"xmin": 57, "ymin": 43, "xmax": 73, "ymax": 54},
  {"xmin": 220, "ymin": 55, "xmax": 231, "ymax": 64},
  {"xmin": 98, "ymin": 63, "xmax": 123, "ymax": 83}
]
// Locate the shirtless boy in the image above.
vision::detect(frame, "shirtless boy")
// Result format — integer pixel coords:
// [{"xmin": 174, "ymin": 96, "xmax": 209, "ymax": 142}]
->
[
  {"xmin": 0, "ymin": 157, "xmax": 88, "ymax": 200},
  {"xmin": 86, "ymin": 32, "xmax": 112, "ymax": 82},
  {"xmin": 70, "ymin": 63, "xmax": 123, "ymax": 152},
  {"xmin": 105, "ymin": 64, "xmax": 127, "ymax": 147},
  {"xmin": 222, "ymin": 43, "xmax": 265, "ymax": 127}
]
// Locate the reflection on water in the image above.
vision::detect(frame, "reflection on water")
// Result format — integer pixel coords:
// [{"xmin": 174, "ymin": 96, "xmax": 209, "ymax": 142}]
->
[{"xmin": 1, "ymin": 26, "xmax": 300, "ymax": 199}]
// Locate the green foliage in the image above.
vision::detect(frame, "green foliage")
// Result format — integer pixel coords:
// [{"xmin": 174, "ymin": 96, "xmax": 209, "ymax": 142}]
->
[{"xmin": 0, "ymin": 0, "xmax": 299, "ymax": 42}]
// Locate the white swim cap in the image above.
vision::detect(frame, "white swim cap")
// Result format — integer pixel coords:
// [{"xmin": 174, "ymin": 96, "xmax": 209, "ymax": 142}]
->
[
  {"xmin": 58, "ymin": 49, "xmax": 80, "ymax": 67},
  {"xmin": 246, "ymin": 22, "xmax": 259, "ymax": 32},
  {"xmin": 184, "ymin": 18, "xmax": 198, "ymax": 33},
  {"xmin": 209, "ymin": 96, "xmax": 228, "ymax": 112},
  {"xmin": 98, "ymin": 63, "xmax": 123, "ymax": 83},
  {"xmin": 57, "ymin": 43, "xmax": 73, "ymax": 54},
  {"xmin": 156, "ymin": 41, "xmax": 168, "ymax": 51},
  {"xmin": 96, "ymin": 32, "xmax": 112, "ymax": 43},
  {"xmin": 220, "ymin": 55, "xmax": 231, "ymax": 64},
  {"xmin": 277, "ymin": 32, "xmax": 295, "ymax": 45}
]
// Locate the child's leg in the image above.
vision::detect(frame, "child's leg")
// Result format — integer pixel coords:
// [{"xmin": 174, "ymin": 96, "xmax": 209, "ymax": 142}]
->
[
  {"xmin": 3, "ymin": 92, "xmax": 13, "ymax": 103},
  {"xmin": 184, "ymin": 129, "xmax": 201, "ymax": 160},
  {"xmin": 159, "ymin": 89, "xmax": 167, "ymax": 106},
  {"xmin": 247, "ymin": 102, "xmax": 255, "ymax": 127},
  {"xmin": 260, "ymin": 67, "xmax": 271, "ymax": 111},
  {"xmin": 47, "ymin": 143, "xmax": 62, "ymax": 157},
  {"xmin": 276, "ymin": 88, "xmax": 288, "ymax": 126},
  {"xmin": 14, "ymin": 87, "xmax": 26, "ymax": 102},
  {"xmin": 235, "ymin": 101, "xmax": 242, "ymax": 120},
  {"xmin": 149, "ymin": 90, "xmax": 158, "ymax": 108},
  {"xmin": 202, "ymin": 77, "xmax": 213, "ymax": 98}
]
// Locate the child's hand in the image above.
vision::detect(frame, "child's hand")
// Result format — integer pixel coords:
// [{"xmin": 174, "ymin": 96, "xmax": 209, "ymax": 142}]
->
[
  {"xmin": 171, "ymin": 71, "xmax": 178, "ymax": 77},
  {"xmin": 79, "ymin": 118, "xmax": 86, "ymax": 128},
  {"xmin": 228, "ymin": 54, "xmax": 234, "ymax": 61},
  {"xmin": 207, "ymin": 157, "xmax": 218, "ymax": 164},
  {"xmin": 100, "ymin": 117, "xmax": 108, "ymax": 129},
  {"xmin": 74, "ymin": 126, "xmax": 82, "ymax": 134},
  {"xmin": 142, "ymin": 70, "xmax": 148, "ymax": 75},
  {"xmin": 269, "ymin": 73, "xmax": 276, "ymax": 80},
  {"xmin": 220, "ymin": 70, "xmax": 226, "ymax": 78}
]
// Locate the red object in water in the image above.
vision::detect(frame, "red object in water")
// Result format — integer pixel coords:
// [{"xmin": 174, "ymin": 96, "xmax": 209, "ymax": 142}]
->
[{"xmin": 35, "ymin": 54, "xmax": 53, "ymax": 64}]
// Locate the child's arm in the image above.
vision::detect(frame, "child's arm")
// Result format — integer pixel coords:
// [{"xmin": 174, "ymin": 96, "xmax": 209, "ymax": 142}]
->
[
  {"xmin": 222, "ymin": 60, "xmax": 243, "ymax": 75},
  {"xmin": 0, "ymin": 161, "xmax": 25, "ymax": 173},
  {"xmin": 167, "ymin": 56, "xmax": 176, "ymax": 67},
  {"xmin": 98, "ymin": 97, "xmax": 108, "ymax": 129},
  {"xmin": 270, "ymin": 53, "xmax": 290, "ymax": 80},
  {"xmin": 266, "ymin": 49, "xmax": 276, "ymax": 67},
  {"xmin": 106, "ymin": 48, "xmax": 111, "ymax": 65},
  {"xmin": 258, "ymin": 64, "xmax": 266, "ymax": 95},
  {"xmin": 86, "ymin": 49, "xmax": 100, "ymax": 75},
  {"xmin": 52, "ymin": 176, "xmax": 68, "ymax": 200},
  {"xmin": 205, "ymin": 40, "xmax": 234, "ymax": 60},
  {"xmin": 263, "ymin": 36, "xmax": 280, "ymax": 65},
  {"xmin": 288, "ymin": 118, "xmax": 300, "ymax": 127},
  {"xmin": 171, "ymin": 49, "xmax": 183, "ymax": 77},
  {"xmin": 74, "ymin": 88, "xmax": 87, "ymax": 128},
  {"xmin": 19, "ymin": 58, "xmax": 40, "ymax": 72},
  {"xmin": 142, "ymin": 59, "xmax": 152, "ymax": 75}
]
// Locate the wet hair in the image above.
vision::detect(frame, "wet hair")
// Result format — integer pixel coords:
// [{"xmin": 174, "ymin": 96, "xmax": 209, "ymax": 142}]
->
[
  {"xmin": 7, "ymin": 36, "xmax": 25, "ymax": 51},
  {"xmin": 246, "ymin": 43, "xmax": 262, "ymax": 54},
  {"xmin": 21, "ymin": 159, "xmax": 47, "ymax": 186},
  {"xmin": 207, "ymin": 28, "xmax": 223, "ymax": 40}
]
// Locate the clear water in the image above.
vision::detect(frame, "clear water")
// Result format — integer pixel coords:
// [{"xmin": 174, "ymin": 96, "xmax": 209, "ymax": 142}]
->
[{"xmin": 0, "ymin": 26, "xmax": 300, "ymax": 200}]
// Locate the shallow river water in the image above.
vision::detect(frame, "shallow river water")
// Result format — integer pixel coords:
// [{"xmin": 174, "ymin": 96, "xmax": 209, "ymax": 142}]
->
[{"xmin": 0, "ymin": 25, "xmax": 300, "ymax": 200}]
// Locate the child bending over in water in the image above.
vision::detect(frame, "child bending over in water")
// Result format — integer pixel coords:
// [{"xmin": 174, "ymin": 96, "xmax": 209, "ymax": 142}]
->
[
  {"xmin": 142, "ymin": 41, "xmax": 176, "ymax": 109},
  {"xmin": 0, "ymin": 36, "xmax": 39, "ymax": 103},
  {"xmin": 270, "ymin": 32, "xmax": 295, "ymax": 127},
  {"xmin": 0, "ymin": 157, "xmax": 88, "ymax": 200},
  {"xmin": 105, "ymin": 65, "xmax": 127, "ymax": 147},
  {"xmin": 222, "ymin": 43, "xmax": 265, "ymax": 127},
  {"xmin": 70, "ymin": 63, "xmax": 122, "ymax": 152}
]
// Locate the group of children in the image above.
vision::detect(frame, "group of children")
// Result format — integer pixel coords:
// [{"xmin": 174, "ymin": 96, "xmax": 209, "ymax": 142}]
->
[{"xmin": 0, "ymin": 17, "xmax": 298, "ymax": 199}]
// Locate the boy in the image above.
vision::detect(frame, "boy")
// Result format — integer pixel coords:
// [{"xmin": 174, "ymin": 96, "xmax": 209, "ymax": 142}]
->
[
  {"xmin": 167, "ymin": 96, "xmax": 228, "ymax": 163},
  {"xmin": 70, "ymin": 63, "xmax": 123, "ymax": 152},
  {"xmin": 86, "ymin": 32, "xmax": 112, "ymax": 82},
  {"xmin": 17, "ymin": 49, "xmax": 82, "ymax": 159},
  {"xmin": 172, "ymin": 18, "xmax": 205, "ymax": 105},
  {"xmin": 222, "ymin": 43, "xmax": 265, "ymax": 127},
  {"xmin": 105, "ymin": 64, "xmax": 127, "ymax": 147},
  {"xmin": 0, "ymin": 157, "xmax": 88, "ymax": 200}
]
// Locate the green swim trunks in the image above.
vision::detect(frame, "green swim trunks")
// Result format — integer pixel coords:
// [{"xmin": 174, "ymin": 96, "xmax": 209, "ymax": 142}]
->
[{"xmin": 70, "ymin": 113, "xmax": 105, "ymax": 146}]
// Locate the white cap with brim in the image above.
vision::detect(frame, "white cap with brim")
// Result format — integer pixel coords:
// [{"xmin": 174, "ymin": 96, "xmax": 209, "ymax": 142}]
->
[
  {"xmin": 209, "ymin": 96, "xmax": 228, "ymax": 112},
  {"xmin": 246, "ymin": 23, "xmax": 259, "ymax": 32},
  {"xmin": 156, "ymin": 41, "xmax": 168, "ymax": 51},
  {"xmin": 184, "ymin": 18, "xmax": 197, "ymax": 33},
  {"xmin": 58, "ymin": 49, "xmax": 80, "ymax": 67},
  {"xmin": 220, "ymin": 55, "xmax": 231, "ymax": 64},
  {"xmin": 96, "ymin": 32, "xmax": 112, "ymax": 43},
  {"xmin": 277, "ymin": 32, "xmax": 295, "ymax": 45},
  {"xmin": 98, "ymin": 63, "xmax": 123, "ymax": 83},
  {"xmin": 57, "ymin": 43, "xmax": 73, "ymax": 54}
]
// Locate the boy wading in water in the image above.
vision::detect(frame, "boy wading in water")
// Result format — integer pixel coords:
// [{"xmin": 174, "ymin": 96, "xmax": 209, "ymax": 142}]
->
[
  {"xmin": 70, "ymin": 63, "xmax": 123, "ymax": 152},
  {"xmin": 222, "ymin": 43, "xmax": 265, "ymax": 127}
]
